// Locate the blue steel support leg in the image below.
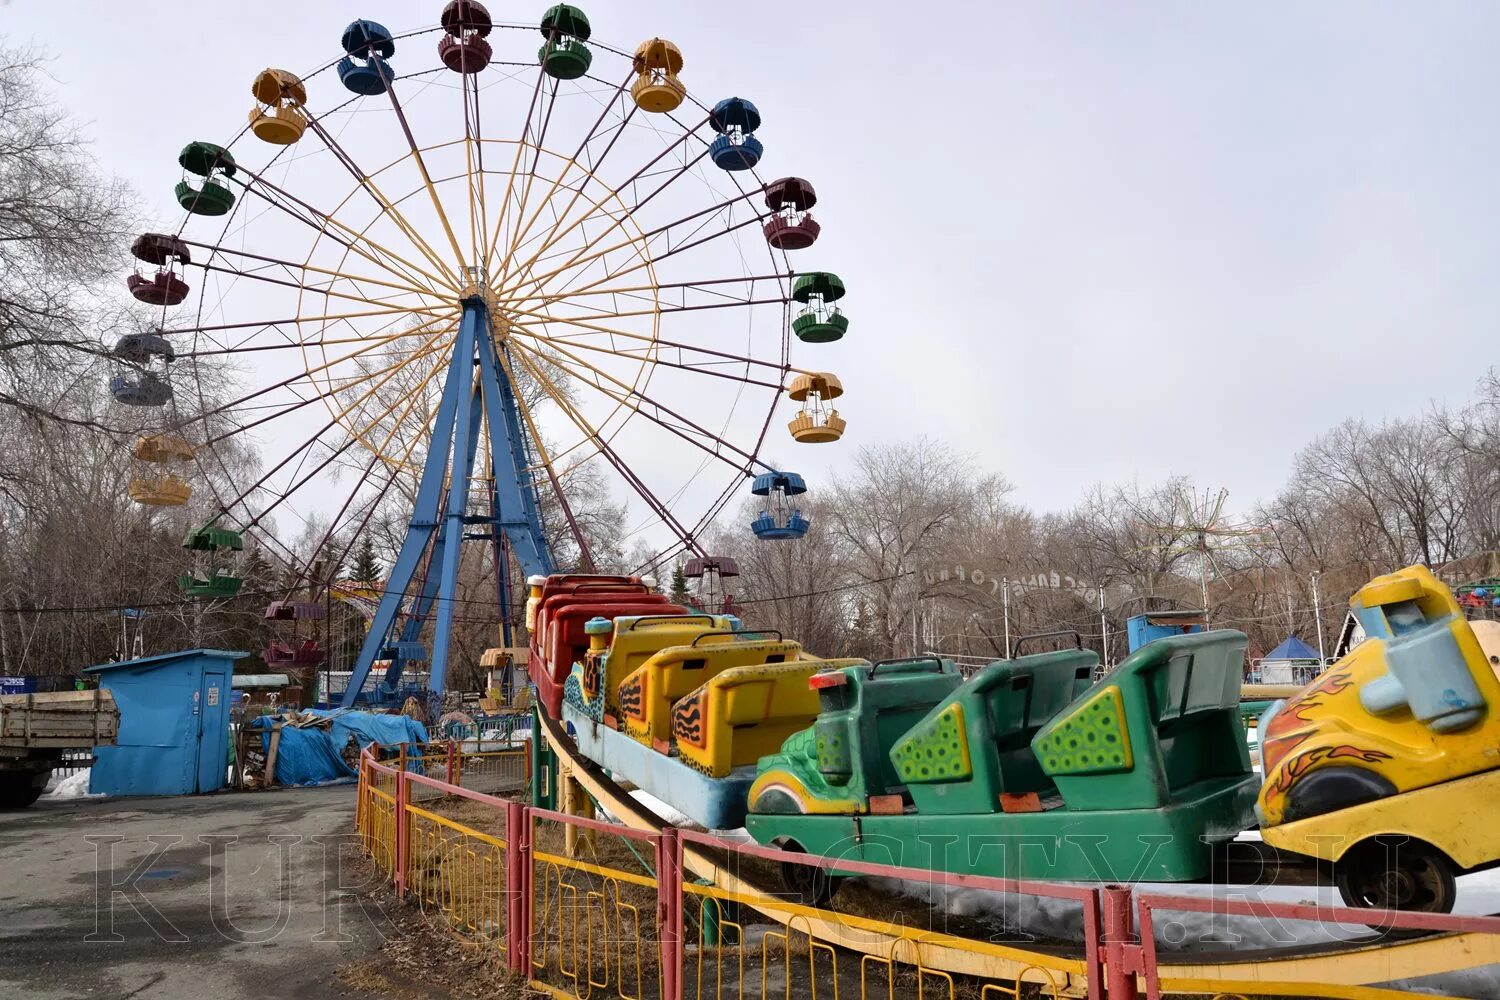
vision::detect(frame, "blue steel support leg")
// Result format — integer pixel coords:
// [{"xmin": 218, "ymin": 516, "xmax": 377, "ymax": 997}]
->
[
  {"xmin": 476, "ymin": 332, "xmax": 554, "ymax": 577},
  {"xmin": 428, "ymin": 358, "xmax": 484, "ymax": 695},
  {"xmin": 339, "ymin": 313, "xmax": 477, "ymax": 708},
  {"xmin": 342, "ymin": 297, "xmax": 554, "ymax": 708}
]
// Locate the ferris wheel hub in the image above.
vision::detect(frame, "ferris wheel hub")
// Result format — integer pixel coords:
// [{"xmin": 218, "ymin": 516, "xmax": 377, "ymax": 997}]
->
[{"xmin": 459, "ymin": 265, "xmax": 504, "ymax": 331}]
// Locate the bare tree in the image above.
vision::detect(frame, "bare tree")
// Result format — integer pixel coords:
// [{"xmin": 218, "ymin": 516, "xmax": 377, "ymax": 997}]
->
[{"xmin": 0, "ymin": 44, "xmax": 137, "ymax": 427}]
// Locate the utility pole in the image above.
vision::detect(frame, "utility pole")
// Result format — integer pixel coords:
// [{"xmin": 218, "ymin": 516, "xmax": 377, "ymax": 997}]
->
[
  {"xmin": 1001, "ymin": 577, "xmax": 1012, "ymax": 658},
  {"xmin": 1098, "ymin": 585, "xmax": 1109, "ymax": 668},
  {"xmin": 1311, "ymin": 571, "xmax": 1327, "ymax": 663}
]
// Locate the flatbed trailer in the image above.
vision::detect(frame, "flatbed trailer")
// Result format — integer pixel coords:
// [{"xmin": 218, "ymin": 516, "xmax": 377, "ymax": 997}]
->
[{"xmin": 0, "ymin": 689, "xmax": 118, "ymax": 807}]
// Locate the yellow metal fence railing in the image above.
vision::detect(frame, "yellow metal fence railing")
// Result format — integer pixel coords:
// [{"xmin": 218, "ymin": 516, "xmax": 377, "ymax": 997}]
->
[
  {"xmin": 528, "ymin": 807, "xmax": 665, "ymax": 1000},
  {"xmin": 676, "ymin": 845, "xmax": 1084, "ymax": 1000},
  {"xmin": 405, "ymin": 803, "xmax": 508, "ymax": 951}
]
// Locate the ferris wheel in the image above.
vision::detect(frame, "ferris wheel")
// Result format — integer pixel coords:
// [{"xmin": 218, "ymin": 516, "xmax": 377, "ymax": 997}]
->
[{"xmin": 107, "ymin": 3, "xmax": 850, "ymax": 702}]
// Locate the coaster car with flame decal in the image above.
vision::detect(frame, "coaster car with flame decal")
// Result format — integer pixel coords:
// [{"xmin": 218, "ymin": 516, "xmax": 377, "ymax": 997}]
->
[{"xmin": 1256, "ymin": 564, "xmax": 1500, "ymax": 913}]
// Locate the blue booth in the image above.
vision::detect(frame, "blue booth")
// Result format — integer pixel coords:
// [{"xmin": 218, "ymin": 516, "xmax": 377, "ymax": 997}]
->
[
  {"xmin": 85, "ymin": 649, "xmax": 246, "ymax": 797},
  {"xmin": 1125, "ymin": 610, "xmax": 1207, "ymax": 654}
]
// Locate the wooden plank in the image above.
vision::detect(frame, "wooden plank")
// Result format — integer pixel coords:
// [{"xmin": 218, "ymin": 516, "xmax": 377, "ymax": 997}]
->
[{"xmin": 264, "ymin": 723, "xmax": 283, "ymax": 789}]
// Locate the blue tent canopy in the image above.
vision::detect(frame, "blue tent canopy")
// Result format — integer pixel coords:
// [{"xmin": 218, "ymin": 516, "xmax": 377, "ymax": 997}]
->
[{"xmin": 1264, "ymin": 635, "xmax": 1321, "ymax": 661}]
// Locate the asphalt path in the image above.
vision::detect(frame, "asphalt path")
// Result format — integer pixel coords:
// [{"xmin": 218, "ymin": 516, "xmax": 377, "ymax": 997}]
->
[{"xmin": 0, "ymin": 784, "xmax": 395, "ymax": 999}]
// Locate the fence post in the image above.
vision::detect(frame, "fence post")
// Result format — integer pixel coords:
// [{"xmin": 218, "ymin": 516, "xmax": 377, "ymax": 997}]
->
[
  {"xmin": 505, "ymin": 800, "xmax": 529, "ymax": 974},
  {"xmin": 1102, "ymin": 885, "xmax": 1140, "ymax": 1000},
  {"xmin": 657, "ymin": 826, "xmax": 683, "ymax": 1000},
  {"xmin": 354, "ymin": 754, "xmax": 365, "ymax": 843},
  {"xmin": 445, "ymin": 740, "xmax": 457, "ymax": 785},
  {"xmin": 394, "ymin": 766, "xmax": 409, "ymax": 898},
  {"xmin": 1082, "ymin": 886, "xmax": 1106, "ymax": 997}
]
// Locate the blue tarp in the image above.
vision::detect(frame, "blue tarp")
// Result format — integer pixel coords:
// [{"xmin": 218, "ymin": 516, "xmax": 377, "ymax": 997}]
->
[
  {"xmin": 250, "ymin": 710, "xmax": 428, "ymax": 787},
  {"xmin": 1264, "ymin": 635, "xmax": 1321, "ymax": 661}
]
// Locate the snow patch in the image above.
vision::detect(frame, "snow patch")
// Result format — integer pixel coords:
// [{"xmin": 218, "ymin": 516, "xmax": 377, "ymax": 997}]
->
[
  {"xmin": 42, "ymin": 770, "xmax": 103, "ymax": 800},
  {"xmin": 630, "ymin": 789, "xmax": 695, "ymax": 828}
]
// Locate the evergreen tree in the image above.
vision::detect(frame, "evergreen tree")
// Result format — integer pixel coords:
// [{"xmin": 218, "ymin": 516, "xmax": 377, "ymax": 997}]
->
[
  {"xmin": 669, "ymin": 563, "xmax": 691, "ymax": 605},
  {"xmin": 352, "ymin": 535, "xmax": 382, "ymax": 584}
]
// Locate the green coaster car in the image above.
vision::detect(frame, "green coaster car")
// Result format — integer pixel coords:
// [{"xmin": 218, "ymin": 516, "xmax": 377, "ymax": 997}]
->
[{"xmin": 745, "ymin": 633, "xmax": 1260, "ymax": 902}]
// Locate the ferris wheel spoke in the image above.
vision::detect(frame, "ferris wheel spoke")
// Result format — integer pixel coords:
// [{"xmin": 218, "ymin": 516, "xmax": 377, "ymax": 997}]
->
[
  {"xmin": 562, "ymin": 185, "xmax": 766, "ymax": 267},
  {"xmin": 493, "ymin": 115, "xmax": 713, "ymax": 301},
  {"xmin": 160, "ymin": 305, "xmax": 452, "ymax": 343},
  {"xmin": 303, "ymin": 116, "xmax": 468, "ymax": 287},
  {"xmin": 232, "ymin": 165, "xmax": 457, "ymax": 295},
  {"xmin": 191, "ymin": 257, "xmax": 433, "ymax": 314},
  {"xmin": 512, "ymin": 338, "xmax": 762, "ymax": 470},
  {"xmin": 340, "ymin": 337, "xmax": 456, "ymax": 459},
  {"xmin": 508, "ymin": 323, "xmax": 785, "ymax": 390},
  {"xmin": 505, "ymin": 343, "xmax": 705, "ymax": 556},
  {"xmin": 496, "ymin": 76, "xmax": 564, "ymax": 277},
  {"xmin": 180, "ymin": 238, "xmax": 437, "ymax": 303},
  {"xmin": 179, "ymin": 312, "xmax": 457, "ymax": 435},
  {"xmin": 516, "ymin": 294, "xmax": 788, "ymax": 329},
  {"xmin": 498, "ymin": 187, "xmax": 769, "ymax": 312},
  {"xmin": 461, "ymin": 70, "xmax": 489, "ymax": 268},
  {"xmin": 524, "ymin": 272, "xmax": 790, "ymax": 325},
  {"xmin": 285, "ymin": 350, "xmax": 453, "ymax": 591},
  {"xmin": 480, "ymin": 51, "xmax": 553, "ymax": 279},
  {"xmin": 494, "ymin": 69, "xmax": 638, "ymax": 286},
  {"xmin": 289, "ymin": 385, "xmax": 442, "ymax": 592},
  {"xmin": 177, "ymin": 321, "xmax": 458, "ymax": 358},
  {"xmin": 376, "ymin": 64, "xmax": 470, "ymax": 273},
  {"xmin": 222, "ymin": 333, "xmax": 454, "ymax": 597},
  {"xmin": 507, "ymin": 309, "xmax": 792, "ymax": 378},
  {"xmin": 197, "ymin": 327, "xmax": 452, "ymax": 450},
  {"xmin": 535, "ymin": 212, "xmax": 775, "ymax": 311}
]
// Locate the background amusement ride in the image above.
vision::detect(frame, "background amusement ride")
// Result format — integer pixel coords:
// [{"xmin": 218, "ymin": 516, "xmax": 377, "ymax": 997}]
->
[{"xmin": 109, "ymin": 3, "xmax": 848, "ymax": 706}]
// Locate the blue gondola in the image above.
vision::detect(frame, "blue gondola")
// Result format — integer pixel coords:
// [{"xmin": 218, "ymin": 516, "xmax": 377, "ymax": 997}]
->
[
  {"xmin": 710, "ymin": 97, "xmax": 763, "ymax": 171},
  {"xmin": 338, "ymin": 20, "xmax": 396, "ymax": 95},
  {"xmin": 750, "ymin": 470, "xmax": 810, "ymax": 539},
  {"xmin": 110, "ymin": 374, "xmax": 173, "ymax": 407}
]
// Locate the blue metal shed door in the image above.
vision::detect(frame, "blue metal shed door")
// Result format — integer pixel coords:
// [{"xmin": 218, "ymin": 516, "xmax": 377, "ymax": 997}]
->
[{"xmin": 196, "ymin": 671, "xmax": 228, "ymax": 793}]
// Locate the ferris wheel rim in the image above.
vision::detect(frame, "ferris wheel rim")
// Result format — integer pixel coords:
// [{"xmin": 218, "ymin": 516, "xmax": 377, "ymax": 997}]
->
[{"xmin": 132, "ymin": 11, "xmax": 837, "ymax": 584}]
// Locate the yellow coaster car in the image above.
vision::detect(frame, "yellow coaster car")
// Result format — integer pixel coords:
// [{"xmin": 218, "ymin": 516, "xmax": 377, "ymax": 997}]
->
[{"xmin": 1258, "ymin": 565, "xmax": 1500, "ymax": 912}]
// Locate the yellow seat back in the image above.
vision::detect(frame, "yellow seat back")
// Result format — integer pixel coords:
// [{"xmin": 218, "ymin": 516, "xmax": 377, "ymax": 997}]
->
[
  {"xmin": 674, "ymin": 658, "xmax": 868, "ymax": 777},
  {"xmin": 618, "ymin": 638, "xmax": 804, "ymax": 746},
  {"xmin": 600, "ymin": 615, "xmax": 736, "ymax": 718}
]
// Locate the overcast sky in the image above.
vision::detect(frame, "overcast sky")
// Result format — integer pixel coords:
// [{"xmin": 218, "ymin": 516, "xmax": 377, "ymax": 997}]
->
[{"xmin": 4, "ymin": 1, "xmax": 1497, "ymax": 518}]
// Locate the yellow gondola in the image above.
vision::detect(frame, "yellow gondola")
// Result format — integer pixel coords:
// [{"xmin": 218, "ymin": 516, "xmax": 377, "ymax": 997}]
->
[
  {"xmin": 128, "ymin": 433, "xmax": 195, "ymax": 507},
  {"xmin": 249, "ymin": 69, "xmax": 308, "ymax": 144},
  {"xmin": 786, "ymin": 371, "xmax": 846, "ymax": 443},
  {"xmin": 631, "ymin": 38, "xmax": 685, "ymax": 113}
]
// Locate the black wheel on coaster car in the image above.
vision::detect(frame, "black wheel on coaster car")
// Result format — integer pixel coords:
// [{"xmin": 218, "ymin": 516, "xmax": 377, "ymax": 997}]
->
[
  {"xmin": 775, "ymin": 839, "xmax": 844, "ymax": 909},
  {"xmin": 1335, "ymin": 836, "xmax": 1457, "ymax": 915}
]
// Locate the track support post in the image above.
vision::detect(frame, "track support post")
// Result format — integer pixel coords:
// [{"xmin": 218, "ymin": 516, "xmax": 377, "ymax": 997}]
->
[{"xmin": 531, "ymin": 705, "xmax": 556, "ymax": 809}]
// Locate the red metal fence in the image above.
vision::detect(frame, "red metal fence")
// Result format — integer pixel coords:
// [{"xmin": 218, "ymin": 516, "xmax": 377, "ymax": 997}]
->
[{"xmin": 356, "ymin": 746, "xmax": 1500, "ymax": 999}]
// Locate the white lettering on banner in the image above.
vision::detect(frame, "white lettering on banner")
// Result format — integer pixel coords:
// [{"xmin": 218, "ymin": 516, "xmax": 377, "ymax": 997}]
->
[{"xmin": 922, "ymin": 563, "xmax": 1098, "ymax": 599}]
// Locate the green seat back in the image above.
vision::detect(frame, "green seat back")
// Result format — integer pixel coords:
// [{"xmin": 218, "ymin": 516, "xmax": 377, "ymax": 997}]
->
[
  {"xmin": 1032, "ymin": 631, "xmax": 1252, "ymax": 811},
  {"xmin": 813, "ymin": 657, "xmax": 963, "ymax": 800},
  {"xmin": 893, "ymin": 648, "xmax": 1098, "ymax": 815}
]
